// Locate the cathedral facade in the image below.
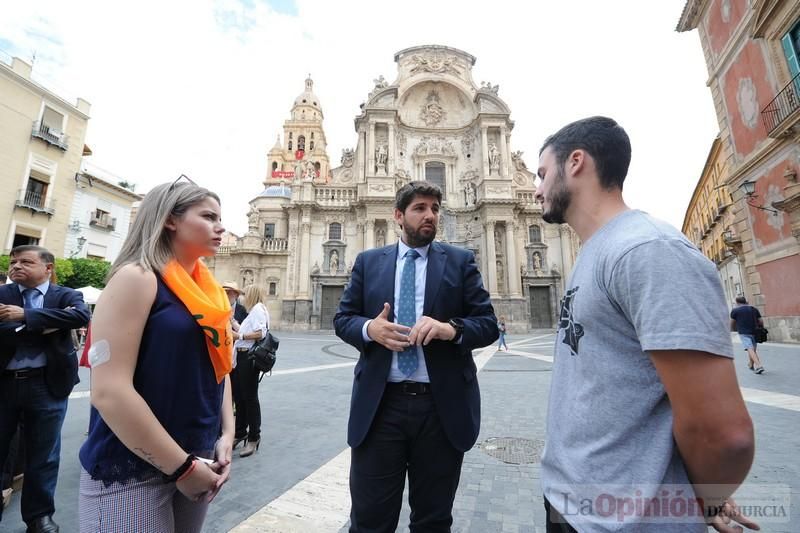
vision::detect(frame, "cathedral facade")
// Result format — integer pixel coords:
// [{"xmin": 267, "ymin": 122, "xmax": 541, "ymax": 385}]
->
[{"xmin": 207, "ymin": 45, "xmax": 579, "ymax": 331}]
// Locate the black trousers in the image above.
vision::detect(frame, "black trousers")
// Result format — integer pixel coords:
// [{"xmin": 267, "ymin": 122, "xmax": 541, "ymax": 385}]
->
[
  {"xmin": 349, "ymin": 386, "xmax": 464, "ymax": 533},
  {"xmin": 545, "ymin": 498, "xmax": 578, "ymax": 533},
  {"xmin": 233, "ymin": 350, "xmax": 261, "ymax": 441}
]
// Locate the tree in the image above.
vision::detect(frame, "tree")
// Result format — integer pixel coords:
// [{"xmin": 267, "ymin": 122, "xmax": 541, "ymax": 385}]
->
[
  {"xmin": 63, "ymin": 258, "xmax": 111, "ymax": 288},
  {"xmin": 118, "ymin": 180, "xmax": 137, "ymax": 191},
  {"xmin": 54, "ymin": 258, "xmax": 74, "ymax": 285}
]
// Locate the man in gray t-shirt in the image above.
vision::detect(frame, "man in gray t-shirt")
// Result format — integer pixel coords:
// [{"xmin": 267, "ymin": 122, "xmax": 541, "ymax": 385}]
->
[{"xmin": 534, "ymin": 117, "xmax": 757, "ymax": 533}]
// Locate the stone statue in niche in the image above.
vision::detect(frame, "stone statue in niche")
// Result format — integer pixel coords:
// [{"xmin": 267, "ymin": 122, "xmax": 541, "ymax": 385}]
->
[
  {"xmin": 533, "ymin": 252, "xmax": 543, "ymax": 274},
  {"xmin": 376, "ymin": 228, "xmax": 386, "ymax": 248},
  {"xmin": 242, "ymin": 270, "xmax": 254, "ymax": 287},
  {"xmin": 488, "ymin": 143, "xmax": 500, "ymax": 172},
  {"xmin": 329, "ymin": 250, "xmax": 339, "ymax": 273},
  {"xmin": 376, "ymin": 144, "xmax": 388, "ymax": 175},
  {"xmin": 311, "ymin": 262, "xmax": 320, "ymax": 275},
  {"xmin": 496, "ymin": 260, "xmax": 505, "ymax": 292},
  {"xmin": 464, "ymin": 182, "xmax": 476, "ymax": 206}
]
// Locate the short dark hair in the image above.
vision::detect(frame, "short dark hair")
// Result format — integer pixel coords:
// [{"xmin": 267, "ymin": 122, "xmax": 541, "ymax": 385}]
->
[
  {"xmin": 539, "ymin": 116, "xmax": 631, "ymax": 190},
  {"xmin": 395, "ymin": 181, "xmax": 442, "ymax": 212},
  {"xmin": 10, "ymin": 245, "xmax": 55, "ymax": 265},
  {"xmin": 735, "ymin": 296, "xmax": 747, "ymax": 304}
]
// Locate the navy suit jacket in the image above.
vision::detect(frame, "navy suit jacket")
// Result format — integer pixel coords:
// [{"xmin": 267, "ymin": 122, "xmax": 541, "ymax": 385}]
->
[
  {"xmin": 334, "ymin": 241, "xmax": 498, "ymax": 452},
  {"xmin": 0, "ymin": 282, "xmax": 91, "ymax": 398}
]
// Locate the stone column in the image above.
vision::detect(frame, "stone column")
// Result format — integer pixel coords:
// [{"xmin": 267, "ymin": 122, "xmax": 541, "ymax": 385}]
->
[
  {"xmin": 368, "ymin": 122, "xmax": 376, "ymax": 176},
  {"xmin": 500, "ymin": 126, "xmax": 509, "ymax": 178},
  {"xmin": 505, "ymin": 222, "xmax": 521, "ymax": 297},
  {"xmin": 481, "ymin": 126, "xmax": 490, "ymax": 178},
  {"xmin": 484, "ymin": 220, "xmax": 498, "ymax": 295},
  {"xmin": 388, "ymin": 123, "xmax": 395, "ymax": 176},
  {"xmin": 297, "ymin": 218, "xmax": 311, "ymax": 298},
  {"xmin": 365, "ymin": 220, "xmax": 375, "ymax": 250},
  {"xmin": 356, "ymin": 129, "xmax": 365, "ymax": 182}
]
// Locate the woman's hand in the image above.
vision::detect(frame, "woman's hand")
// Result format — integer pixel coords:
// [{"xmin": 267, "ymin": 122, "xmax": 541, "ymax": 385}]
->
[
  {"xmin": 207, "ymin": 436, "xmax": 234, "ymax": 501},
  {"xmin": 175, "ymin": 460, "xmax": 221, "ymax": 502}
]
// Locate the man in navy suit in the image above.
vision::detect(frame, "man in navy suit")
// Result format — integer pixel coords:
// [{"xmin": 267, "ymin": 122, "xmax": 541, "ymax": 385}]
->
[
  {"xmin": 0, "ymin": 245, "xmax": 90, "ymax": 533},
  {"xmin": 335, "ymin": 181, "xmax": 498, "ymax": 532}
]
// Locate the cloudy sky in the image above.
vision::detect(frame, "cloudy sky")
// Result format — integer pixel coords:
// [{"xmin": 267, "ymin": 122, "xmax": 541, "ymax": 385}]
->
[{"xmin": 1, "ymin": 0, "xmax": 716, "ymax": 236}]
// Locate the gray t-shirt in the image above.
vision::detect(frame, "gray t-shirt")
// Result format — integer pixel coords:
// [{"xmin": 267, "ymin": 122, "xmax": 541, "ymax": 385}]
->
[{"xmin": 541, "ymin": 210, "xmax": 734, "ymax": 532}]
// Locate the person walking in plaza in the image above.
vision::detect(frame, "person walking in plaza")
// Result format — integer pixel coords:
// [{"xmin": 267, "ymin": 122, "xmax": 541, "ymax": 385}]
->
[
  {"xmin": 78, "ymin": 178, "xmax": 235, "ymax": 532},
  {"xmin": 222, "ymin": 281, "xmax": 249, "ymax": 450},
  {"xmin": 730, "ymin": 296, "xmax": 765, "ymax": 374},
  {"xmin": 232, "ymin": 284, "xmax": 270, "ymax": 458},
  {"xmin": 497, "ymin": 315, "xmax": 508, "ymax": 351},
  {"xmin": 535, "ymin": 117, "xmax": 757, "ymax": 532},
  {"xmin": 335, "ymin": 181, "xmax": 498, "ymax": 533},
  {"xmin": 0, "ymin": 245, "xmax": 91, "ymax": 533}
]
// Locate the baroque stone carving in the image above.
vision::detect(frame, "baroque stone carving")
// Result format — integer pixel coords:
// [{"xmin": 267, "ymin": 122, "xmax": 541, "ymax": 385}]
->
[
  {"xmin": 373, "ymin": 75, "xmax": 388, "ymax": 90},
  {"xmin": 376, "ymin": 144, "xmax": 388, "ymax": 175},
  {"xmin": 479, "ymin": 81, "xmax": 499, "ymax": 94},
  {"xmin": 461, "ymin": 132, "xmax": 475, "ymax": 155},
  {"xmin": 415, "ymin": 136, "xmax": 456, "ymax": 156},
  {"xmin": 464, "ymin": 182, "xmax": 477, "ymax": 206},
  {"xmin": 511, "ymin": 151, "xmax": 527, "ymax": 171},
  {"xmin": 370, "ymin": 183, "xmax": 394, "ymax": 193},
  {"xmin": 514, "ymin": 172, "xmax": 528, "ymax": 187},
  {"xmin": 461, "ymin": 168, "xmax": 479, "ymax": 182},
  {"xmin": 419, "ymin": 90, "xmax": 447, "ymax": 127},
  {"xmin": 247, "ymin": 206, "xmax": 259, "ymax": 233},
  {"xmin": 409, "ymin": 53, "xmax": 462, "ymax": 76},
  {"xmin": 396, "ymin": 131, "xmax": 407, "ymax": 153},
  {"xmin": 341, "ymin": 148, "xmax": 355, "ymax": 167}
]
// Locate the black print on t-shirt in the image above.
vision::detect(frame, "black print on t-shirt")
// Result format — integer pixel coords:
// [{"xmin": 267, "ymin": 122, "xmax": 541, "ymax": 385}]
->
[{"xmin": 558, "ymin": 286, "xmax": 584, "ymax": 356}]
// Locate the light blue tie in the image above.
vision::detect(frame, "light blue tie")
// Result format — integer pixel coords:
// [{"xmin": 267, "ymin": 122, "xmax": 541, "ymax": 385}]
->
[
  {"xmin": 14, "ymin": 288, "xmax": 40, "ymax": 362},
  {"xmin": 397, "ymin": 249, "xmax": 419, "ymax": 377}
]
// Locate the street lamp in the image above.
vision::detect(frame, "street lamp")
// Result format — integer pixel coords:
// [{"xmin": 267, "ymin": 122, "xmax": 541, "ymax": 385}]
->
[
  {"xmin": 739, "ymin": 180, "xmax": 778, "ymax": 216},
  {"xmin": 70, "ymin": 236, "xmax": 87, "ymax": 258}
]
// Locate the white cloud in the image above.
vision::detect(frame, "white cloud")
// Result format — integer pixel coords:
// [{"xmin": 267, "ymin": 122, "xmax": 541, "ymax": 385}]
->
[{"xmin": 2, "ymin": 0, "xmax": 717, "ymax": 235}]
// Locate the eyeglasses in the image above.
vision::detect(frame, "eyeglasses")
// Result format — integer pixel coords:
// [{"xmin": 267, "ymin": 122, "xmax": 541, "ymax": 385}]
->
[{"xmin": 168, "ymin": 174, "xmax": 197, "ymax": 191}]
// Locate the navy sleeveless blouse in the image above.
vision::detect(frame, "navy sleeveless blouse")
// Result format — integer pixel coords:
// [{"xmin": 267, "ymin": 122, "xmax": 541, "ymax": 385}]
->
[{"xmin": 79, "ymin": 274, "xmax": 224, "ymax": 485}]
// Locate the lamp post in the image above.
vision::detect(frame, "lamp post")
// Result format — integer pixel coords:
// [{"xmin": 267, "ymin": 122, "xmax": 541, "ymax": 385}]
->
[
  {"xmin": 70, "ymin": 236, "xmax": 87, "ymax": 258},
  {"xmin": 739, "ymin": 180, "xmax": 778, "ymax": 215}
]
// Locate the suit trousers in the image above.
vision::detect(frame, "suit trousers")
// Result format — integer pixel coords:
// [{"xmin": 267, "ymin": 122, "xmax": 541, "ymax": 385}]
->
[
  {"xmin": 0, "ymin": 373, "xmax": 67, "ymax": 523},
  {"xmin": 349, "ymin": 386, "xmax": 464, "ymax": 533}
]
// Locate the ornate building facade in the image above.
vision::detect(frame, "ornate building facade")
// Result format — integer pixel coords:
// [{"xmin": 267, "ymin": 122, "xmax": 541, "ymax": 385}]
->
[
  {"xmin": 677, "ymin": 1, "xmax": 800, "ymax": 342},
  {"xmin": 207, "ymin": 45, "xmax": 579, "ymax": 330}
]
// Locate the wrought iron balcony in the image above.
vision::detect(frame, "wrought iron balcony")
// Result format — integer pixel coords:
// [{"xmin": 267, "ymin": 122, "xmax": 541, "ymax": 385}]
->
[
  {"xmin": 761, "ymin": 72, "xmax": 800, "ymax": 137},
  {"xmin": 15, "ymin": 188, "xmax": 56, "ymax": 215},
  {"xmin": 31, "ymin": 121, "xmax": 69, "ymax": 150}
]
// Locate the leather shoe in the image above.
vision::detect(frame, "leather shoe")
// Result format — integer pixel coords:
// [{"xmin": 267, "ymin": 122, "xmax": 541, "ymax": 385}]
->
[{"xmin": 26, "ymin": 515, "xmax": 59, "ymax": 533}]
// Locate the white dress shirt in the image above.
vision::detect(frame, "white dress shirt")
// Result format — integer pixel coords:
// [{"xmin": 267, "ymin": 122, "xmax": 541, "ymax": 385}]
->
[
  {"xmin": 234, "ymin": 302, "xmax": 270, "ymax": 364},
  {"xmin": 362, "ymin": 240, "xmax": 431, "ymax": 383},
  {"xmin": 7, "ymin": 280, "xmax": 50, "ymax": 370}
]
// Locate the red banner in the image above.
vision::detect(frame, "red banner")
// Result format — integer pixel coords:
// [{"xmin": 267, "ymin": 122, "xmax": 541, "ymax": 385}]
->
[
  {"xmin": 271, "ymin": 171, "xmax": 295, "ymax": 178},
  {"xmin": 295, "ymin": 149, "xmax": 305, "ymax": 160}
]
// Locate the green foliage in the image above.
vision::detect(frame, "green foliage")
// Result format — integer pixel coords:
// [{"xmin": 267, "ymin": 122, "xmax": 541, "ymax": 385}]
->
[
  {"xmin": 0, "ymin": 255, "xmax": 8, "ymax": 274},
  {"xmin": 54, "ymin": 258, "xmax": 74, "ymax": 285},
  {"xmin": 63, "ymin": 258, "xmax": 111, "ymax": 288}
]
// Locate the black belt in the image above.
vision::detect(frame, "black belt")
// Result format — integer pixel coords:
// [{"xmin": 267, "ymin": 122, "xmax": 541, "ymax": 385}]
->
[
  {"xmin": 2, "ymin": 367, "xmax": 45, "ymax": 379},
  {"xmin": 386, "ymin": 381, "xmax": 431, "ymax": 395}
]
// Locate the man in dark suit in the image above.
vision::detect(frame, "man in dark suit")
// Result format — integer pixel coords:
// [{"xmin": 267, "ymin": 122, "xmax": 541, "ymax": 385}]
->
[
  {"xmin": 0, "ymin": 245, "xmax": 91, "ymax": 533},
  {"xmin": 335, "ymin": 181, "xmax": 498, "ymax": 532}
]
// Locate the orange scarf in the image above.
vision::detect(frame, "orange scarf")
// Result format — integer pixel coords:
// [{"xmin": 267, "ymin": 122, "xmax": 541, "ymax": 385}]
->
[{"xmin": 162, "ymin": 259, "xmax": 233, "ymax": 383}]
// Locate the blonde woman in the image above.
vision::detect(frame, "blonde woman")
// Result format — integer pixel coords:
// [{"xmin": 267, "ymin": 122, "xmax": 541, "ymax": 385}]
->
[
  {"xmin": 78, "ymin": 178, "xmax": 235, "ymax": 532},
  {"xmin": 233, "ymin": 284, "xmax": 270, "ymax": 458}
]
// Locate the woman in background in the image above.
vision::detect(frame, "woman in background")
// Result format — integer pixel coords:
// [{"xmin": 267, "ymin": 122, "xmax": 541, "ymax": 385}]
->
[
  {"xmin": 78, "ymin": 179, "xmax": 235, "ymax": 532},
  {"xmin": 497, "ymin": 316, "xmax": 508, "ymax": 351},
  {"xmin": 233, "ymin": 284, "xmax": 270, "ymax": 458}
]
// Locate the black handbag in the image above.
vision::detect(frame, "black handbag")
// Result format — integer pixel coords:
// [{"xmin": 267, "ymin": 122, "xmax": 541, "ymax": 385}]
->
[
  {"xmin": 754, "ymin": 326, "xmax": 768, "ymax": 344},
  {"xmin": 247, "ymin": 332, "xmax": 279, "ymax": 379}
]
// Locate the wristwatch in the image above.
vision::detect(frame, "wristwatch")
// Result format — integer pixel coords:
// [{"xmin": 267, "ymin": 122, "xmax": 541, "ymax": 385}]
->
[{"xmin": 448, "ymin": 318, "xmax": 464, "ymax": 342}]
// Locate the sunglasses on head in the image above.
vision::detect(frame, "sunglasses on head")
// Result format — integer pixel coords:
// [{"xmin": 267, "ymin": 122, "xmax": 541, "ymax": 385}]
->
[{"xmin": 168, "ymin": 174, "xmax": 198, "ymax": 191}]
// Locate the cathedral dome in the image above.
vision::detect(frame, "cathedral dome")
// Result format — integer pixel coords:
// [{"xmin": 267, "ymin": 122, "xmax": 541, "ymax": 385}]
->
[
  {"xmin": 260, "ymin": 184, "xmax": 292, "ymax": 198},
  {"xmin": 293, "ymin": 76, "xmax": 322, "ymax": 111}
]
